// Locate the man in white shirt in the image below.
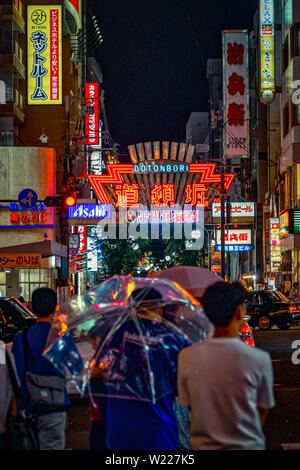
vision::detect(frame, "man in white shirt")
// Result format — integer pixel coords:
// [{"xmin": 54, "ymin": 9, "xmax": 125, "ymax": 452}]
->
[
  {"xmin": 0, "ymin": 341, "xmax": 16, "ymax": 449},
  {"xmin": 177, "ymin": 281, "xmax": 275, "ymax": 450}
]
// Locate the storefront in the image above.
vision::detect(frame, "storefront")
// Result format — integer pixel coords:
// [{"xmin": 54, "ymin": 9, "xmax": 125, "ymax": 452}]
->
[{"xmin": 0, "ymin": 241, "xmax": 67, "ymax": 301}]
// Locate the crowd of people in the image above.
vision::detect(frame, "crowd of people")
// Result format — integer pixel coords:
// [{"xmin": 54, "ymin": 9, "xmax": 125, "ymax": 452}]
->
[{"xmin": 0, "ymin": 279, "xmax": 275, "ymax": 451}]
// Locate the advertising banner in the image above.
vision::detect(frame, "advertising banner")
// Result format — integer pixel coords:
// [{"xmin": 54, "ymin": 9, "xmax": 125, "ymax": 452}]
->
[
  {"xmin": 216, "ymin": 229, "xmax": 252, "ymax": 245},
  {"xmin": 259, "ymin": 0, "xmax": 275, "ymax": 104},
  {"xmin": 27, "ymin": 5, "xmax": 62, "ymax": 105},
  {"xmin": 85, "ymin": 83, "xmax": 99, "ymax": 146},
  {"xmin": 223, "ymin": 30, "xmax": 249, "ymax": 158},
  {"xmin": 0, "ymin": 253, "xmax": 41, "ymax": 268}
]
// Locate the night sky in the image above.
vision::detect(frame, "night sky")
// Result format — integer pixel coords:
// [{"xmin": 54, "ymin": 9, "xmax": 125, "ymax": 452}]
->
[{"xmin": 92, "ymin": 0, "xmax": 258, "ymax": 153}]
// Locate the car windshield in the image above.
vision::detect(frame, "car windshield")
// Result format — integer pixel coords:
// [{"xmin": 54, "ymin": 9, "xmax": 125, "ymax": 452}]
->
[
  {"xmin": 266, "ymin": 291, "xmax": 288, "ymax": 303},
  {"xmin": 8, "ymin": 299, "xmax": 35, "ymax": 319}
]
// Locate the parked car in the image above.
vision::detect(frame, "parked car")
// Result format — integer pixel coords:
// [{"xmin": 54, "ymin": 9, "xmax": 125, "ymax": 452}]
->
[
  {"xmin": 0, "ymin": 297, "xmax": 36, "ymax": 343},
  {"xmin": 245, "ymin": 290, "xmax": 300, "ymax": 330}
]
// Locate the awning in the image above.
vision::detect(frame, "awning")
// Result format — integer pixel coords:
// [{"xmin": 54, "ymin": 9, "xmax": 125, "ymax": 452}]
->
[{"xmin": 0, "ymin": 241, "xmax": 67, "ymax": 259}]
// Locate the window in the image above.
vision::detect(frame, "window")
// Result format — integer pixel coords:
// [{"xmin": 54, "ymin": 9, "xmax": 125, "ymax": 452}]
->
[
  {"xmin": 19, "ymin": 269, "xmax": 52, "ymax": 302},
  {"xmin": 283, "ymin": 103, "xmax": 290, "ymax": 136},
  {"xmin": 291, "ymin": 24, "xmax": 300, "ymax": 57},
  {"xmin": 292, "ymin": 103, "xmax": 300, "ymax": 127},
  {"xmin": 282, "ymin": 38, "xmax": 290, "ymax": 73}
]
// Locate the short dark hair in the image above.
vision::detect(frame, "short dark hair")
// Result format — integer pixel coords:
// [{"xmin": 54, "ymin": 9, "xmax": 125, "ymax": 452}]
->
[
  {"xmin": 294, "ymin": 282, "xmax": 299, "ymax": 288},
  {"xmin": 32, "ymin": 287, "xmax": 57, "ymax": 318},
  {"xmin": 201, "ymin": 281, "xmax": 249, "ymax": 327}
]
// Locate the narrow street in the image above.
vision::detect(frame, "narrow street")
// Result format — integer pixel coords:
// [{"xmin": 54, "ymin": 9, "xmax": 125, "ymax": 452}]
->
[{"xmin": 253, "ymin": 327, "xmax": 300, "ymax": 450}]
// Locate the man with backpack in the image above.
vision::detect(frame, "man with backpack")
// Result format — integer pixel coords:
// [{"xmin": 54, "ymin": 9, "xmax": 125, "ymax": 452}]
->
[{"xmin": 12, "ymin": 288, "xmax": 70, "ymax": 450}]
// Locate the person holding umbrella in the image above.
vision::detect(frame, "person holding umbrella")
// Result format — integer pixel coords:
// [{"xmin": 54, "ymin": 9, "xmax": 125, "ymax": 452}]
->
[{"xmin": 90, "ymin": 286, "xmax": 189, "ymax": 450}]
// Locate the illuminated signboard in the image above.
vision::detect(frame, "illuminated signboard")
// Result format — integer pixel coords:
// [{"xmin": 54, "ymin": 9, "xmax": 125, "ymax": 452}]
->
[
  {"xmin": 130, "ymin": 209, "xmax": 201, "ymax": 224},
  {"xmin": 280, "ymin": 210, "xmax": 290, "ymax": 238},
  {"xmin": 27, "ymin": 5, "xmax": 62, "ymax": 105},
  {"xmin": 216, "ymin": 229, "xmax": 252, "ymax": 245},
  {"xmin": 212, "ymin": 202, "xmax": 255, "ymax": 221},
  {"xmin": 68, "ymin": 203, "xmax": 111, "ymax": 220},
  {"xmin": 293, "ymin": 210, "xmax": 300, "ymax": 234},
  {"xmin": 0, "ymin": 254, "xmax": 41, "ymax": 268},
  {"xmin": 222, "ymin": 30, "xmax": 249, "ymax": 158},
  {"xmin": 270, "ymin": 217, "xmax": 281, "ymax": 271},
  {"xmin": 0, "ymin": 201, "xmax": 54, "ymax": 228},
  {"xmin": 134, "ymin": 162, "xmax": 190, "ymax": 174},
  {"xmin": 88, "ymin": 163, "xmax": 235, "ymax": 207},
  {"xmin": 215, "ymin": 245, "xmax": 253, "ymax": 252},
  {"xmin": 85, "ymin": 83, "xmax": 99, "ymax": 146},
  {"xmin": 259, "ymin": 0, "xmax": 275, "ymax": 104},
  {"xmin": 87, "ymin": 236, "xmax": 98, "ymax": 272}
]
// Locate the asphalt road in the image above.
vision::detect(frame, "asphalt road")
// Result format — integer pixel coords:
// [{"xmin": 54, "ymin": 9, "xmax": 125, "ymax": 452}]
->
[
  {"xmin": 253, "ymin": 326, "xmax": 300, "ymax": 450},
  {"xmin": 66, "ymin": 326, "xmax": 300, "ymax": 450}
]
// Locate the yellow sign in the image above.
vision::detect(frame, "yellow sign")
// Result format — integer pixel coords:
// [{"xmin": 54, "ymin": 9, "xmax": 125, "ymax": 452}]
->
[
  {"xmin": 27, "ymin": 5, "xmax": 62, "ymax": 105},
  {"xmin": 280, "ymin": 210, "xmax": 289, "ymax": 238},
  {"xmin": 0, "ymin": 253, "xmax": 41, "ymax": 268}
]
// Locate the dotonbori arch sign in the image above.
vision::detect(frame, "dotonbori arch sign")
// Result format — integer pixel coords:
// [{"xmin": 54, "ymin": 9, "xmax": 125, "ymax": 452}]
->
[{"xmin": 88, "ymin": 162, "xmax": 235, "ymax": 208}]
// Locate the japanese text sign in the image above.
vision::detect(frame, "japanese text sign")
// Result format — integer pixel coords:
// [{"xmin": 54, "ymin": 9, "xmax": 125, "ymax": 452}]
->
[
  {"xmin": 85, "ymin": 83, "xmax": 99, "ymax": 146},
  {"xmin": 260, "ymin": 0, "xmax": 275, "ymax": 103},
  {"xmin": 88, "ymin": 163, "xmax": 235, "ymax": 207},
  {"xmin": 212, "ymin": 202, "xmax": 255, "ymax": 219},
  {"xmin": 27, "ymin": 5, "xmax": 62, "ymax": 105},
  {"xmin": 0, "ymin": 254, "xmax": 41, "ymax": 268},
  {"xmin": 216, "ymin": 229, "xmax": 252, "ymax": 245},
  {"xmin": 222, "ymin": 30, "xmax": 249, "ymax": 158}
]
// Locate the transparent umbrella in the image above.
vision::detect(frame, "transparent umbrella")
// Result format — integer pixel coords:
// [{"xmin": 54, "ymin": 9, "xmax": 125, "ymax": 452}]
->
[{"xmin": 43, "ymin": 276, "xmax": 212, "ymax": 404}]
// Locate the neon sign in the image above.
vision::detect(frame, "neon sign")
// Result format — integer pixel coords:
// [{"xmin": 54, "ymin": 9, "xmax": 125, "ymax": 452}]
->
[
  {"xmin": 88, "ymin": 163, "xmax": 235, "ymax": 207},
  {"xmin": 134, "ymin": 162, "xmax": 190, "ymax": 174},
  {"xmin": 135, "ymin": 209, "xmax": 201, "ymax": 224},
  {"xmin": 68, "ymin": 203, "xmax": 111, "ymax": 220},
  {"xmin": 215, "ymin": 245, "xmax": 253, "ymax": 252},
  {"xmin": 259, "ymin": 0, "xmax": 275, "ymax": 104},
  {"xmin": 85, "ymin": 83, "xmax": 99, "ymax": 145}
]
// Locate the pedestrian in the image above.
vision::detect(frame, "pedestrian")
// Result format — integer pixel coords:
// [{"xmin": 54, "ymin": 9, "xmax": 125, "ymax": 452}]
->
[
  {"xmin": 177, "ymin": 281, "xmax": 275, "ymax": 450},
  {"xmin": 279, "ymin": 285, "xmax": 286, "ymax": 295},
  {"xmin": 0, "ymin": 341, "xmax": 17, "ymax": 450},
  {"xmin": 87, "ymin": 331, "xmax": 107, "ymax": 450},
  {"xmin": 289, "ymin": 282, "xmax": 299, "ymax": 303},
  {"xmin": 92, "ymin": 287, "xmax": 189, "ymax": 450},
  {"xmin": 18, "ymin": 296, "xmax": 25, "ymax": 305},
  {"xmin": 12, "ymin": 288, "xmax": 70, "ymax": 450}
]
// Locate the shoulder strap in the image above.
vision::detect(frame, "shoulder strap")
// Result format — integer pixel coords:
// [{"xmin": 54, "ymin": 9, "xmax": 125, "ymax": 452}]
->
[
  {"xmin": 21, "ymin": 328, "xmax": 29, "ymax": 370},
  {"xmin": 6, "ymin": 349, "xmax": 22, "ymax": 404}
]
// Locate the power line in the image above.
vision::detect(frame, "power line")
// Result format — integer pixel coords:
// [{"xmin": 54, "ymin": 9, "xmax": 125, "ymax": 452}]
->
[{"xmin": 180, "ymin": 0, "xmax": 206, "ymax": 72}]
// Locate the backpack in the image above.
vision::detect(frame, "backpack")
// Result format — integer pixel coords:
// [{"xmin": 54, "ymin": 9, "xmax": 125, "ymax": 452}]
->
[{"xmin": 22, "ymin": 329, "xmax": 66, "ymax": 412}]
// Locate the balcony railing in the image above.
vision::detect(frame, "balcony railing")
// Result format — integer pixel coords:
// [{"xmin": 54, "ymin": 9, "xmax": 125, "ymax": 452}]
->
[{"xmin": 0, "ymin": 3, "xmax": 25, "ymax": 33}]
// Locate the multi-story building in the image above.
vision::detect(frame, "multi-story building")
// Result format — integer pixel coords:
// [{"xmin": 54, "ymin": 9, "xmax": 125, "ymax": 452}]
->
[
  {"xmin": 0, "ymin": 0, "xmax": 85, "ymax": 300},
  {"xmin": 277, "ymin": 0, "xmax": 300, "ymax": 289},
  {"xmin": 248, "ymin": 0, "xmax": 282, "ymax": 288}
]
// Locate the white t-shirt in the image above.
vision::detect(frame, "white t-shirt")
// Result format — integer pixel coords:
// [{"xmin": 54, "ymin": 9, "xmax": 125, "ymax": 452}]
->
[
  {"xmin": 0, "ymin": 341, "xmax": 14, "ymax": 435},
  {"xmin": 177, "ymin": 337, "xmax": 275, "ymax": 450}
]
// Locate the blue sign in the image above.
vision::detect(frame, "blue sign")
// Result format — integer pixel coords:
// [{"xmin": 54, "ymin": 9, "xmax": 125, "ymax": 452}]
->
[
  {"xmin": 215, "ymin": 245, "xmax": 253, "ymax": 252},
  {"xmin": 68, "ymin": 204, "xmax": 111, "ymax": 220},
  {"xmin": 18, "ymin": 189, "xmax": 38, "ymax": 209}
]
